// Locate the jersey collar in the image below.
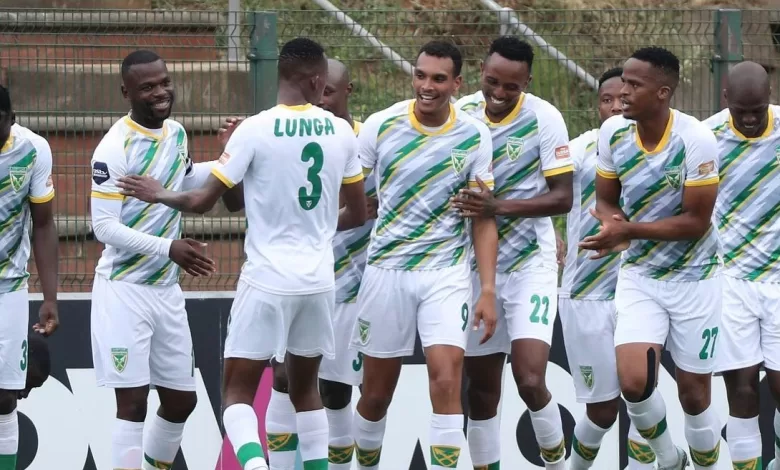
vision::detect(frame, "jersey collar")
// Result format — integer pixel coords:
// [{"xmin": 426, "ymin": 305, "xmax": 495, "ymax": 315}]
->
[
  {"xmin": 635, "ymin": 109, "xmax": 674, "ymax": 154},
  {"xmin": 482, "ymin": 92, "xmax": 525, "ymax": 127},
  {"xmin": 728, "ymin": 107, "xmax": 774, "ymax": 141},
  {"xmin": 408, "ymin": 100, "xmax": 456, "ymax": 136}
]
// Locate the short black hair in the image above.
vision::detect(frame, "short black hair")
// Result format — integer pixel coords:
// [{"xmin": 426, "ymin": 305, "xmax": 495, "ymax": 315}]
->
[
  {"xmin": 598, "ymin": 67, "xmax": 623, "ymax": 90},
  {"xmin": 28, "ymin": 334, "xmax": 50, "ymax": 379},
  {"xmin": 417, "ymin": 40, "xmax": 463, "ymax": 77},
  {"xmin": 488, "ymin": 36, "xmax": 534, "ymax": 69},
  {"xmin": 278, "ymin": 37, "xmax": 326, "ymax": 81},
  {"xmin": 121, "ymin": 50, "xmax": 163, "ymax": 79},
  {"xmin": 630, "ymin": 46, "xmax": 680, "ymax": 89},
  {"xmin": 0, "ymin": 85, "xmax": 11, "ymax": 115}
]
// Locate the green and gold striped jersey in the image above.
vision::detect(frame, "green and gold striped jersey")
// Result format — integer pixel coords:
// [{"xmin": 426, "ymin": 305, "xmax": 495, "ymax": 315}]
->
[
  {"xmin": 359, "ymin": 99, "xmax": 494, "ymax": 270},
  {"xmin": 560, "ymin": 129, "xmax": 620, "ymax": 300},
  {"xmin": 91, "ymin": 115, "xmax": 191, "ymax": 286},
  {"xmin": 0, "ymin": 124, "xmax": 55, "ymax": 294},
  {"xmin": 456, "ymin": 91, "xmax": 573, "ymax": 272},
  {"xmin": 333, "ymin": 120, "xmax": 376, "ymax": 303},
  {"xmin": 705, "ymin": 106, "xmax": 780, "ymax": 283},
  {"xmin": 596, "ymin": 110, "xmax": 720, "ymax": 281}
]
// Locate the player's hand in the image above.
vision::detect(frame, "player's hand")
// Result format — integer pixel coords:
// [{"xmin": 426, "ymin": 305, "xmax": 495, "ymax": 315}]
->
[
  {"xmin": 473, "ymin": 292, "xmax": 497, "ymax": 345},
  {"xmin": 451, "ymin": 176, "xmax": 499, "ymax": 218},
  {"xmin": 117, "ymin": 175, "xmax": 165, "ymax": 203},
  {"xmin": 555, "ymin": 232, "xmax": 566, "ymax": 268},
  {"xmin": 33, "ymin": 300, "xmax": 59, "ymax": 337},
  {"xmin": 579, "ymin": 209, "xmax": 631, "ymax": 259},
  {"xmin": 218, "ymin": 117, "xmax": 244, "ymax": 149},
  {"xmin": 169, "ymin": 239, "xmax": 217, "ymax": 277},
  {"xmin": 366, "ymin": 196, "xmax": 378, "ymax": 220}
]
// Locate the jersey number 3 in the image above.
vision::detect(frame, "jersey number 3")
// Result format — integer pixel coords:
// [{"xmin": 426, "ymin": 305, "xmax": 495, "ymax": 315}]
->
[{"xmin": 298, "ymin": 142, "xmax": 324, "ymax": 210}]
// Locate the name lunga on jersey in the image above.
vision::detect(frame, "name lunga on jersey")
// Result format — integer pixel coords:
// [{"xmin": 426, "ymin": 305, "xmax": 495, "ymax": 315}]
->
[{"xmin": 273, "ymin": 117, "xmax": 336, "ymax": 137}]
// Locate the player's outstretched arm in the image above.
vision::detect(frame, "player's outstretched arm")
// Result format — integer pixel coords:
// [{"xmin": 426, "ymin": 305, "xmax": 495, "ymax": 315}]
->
[
  {"xmin": 338, "ymin": 178, "xmax": 367, "ymax": 231},
  {"xmin": 118, "ymin": 173, "xmax": 230, "ymax": 215},
  {"xmin": 472, "ymin": 199, "xmax": 498, "ymax": 345}
]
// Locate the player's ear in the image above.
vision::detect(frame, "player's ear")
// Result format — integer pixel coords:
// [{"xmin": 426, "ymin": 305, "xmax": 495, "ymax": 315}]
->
[
  {"xmin": 453, "ymin": 74, "xmax": 463, "ymax": 94},
  {"xmin": 658, "ymin": 85, "xmax": 671, "ymax": 101},
  {"xmin": 346, "ymin": 82, "xmax": 353, "ymax": 97},
  {"xmin": 121, "ymin": 83, "xmax": 129, "ymax": 101}
]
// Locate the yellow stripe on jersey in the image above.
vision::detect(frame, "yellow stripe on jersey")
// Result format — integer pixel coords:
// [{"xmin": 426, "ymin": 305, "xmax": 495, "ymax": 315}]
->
[
  {"xmin": 635, "ymin": 112, "xmax": 673, "ymax": 154},
  {"xmin": 343, "ymin": 173, "xmax": 364, "ymax": 184},
  {"xmin": 596, "ymin": 167, "xmax": 618, "ymax": 179},
  {"xmin": 91, "ymin": 191, "xmax": 124, "ymax": 201},
  {"xmin": 468, "ymin": 178, "xmax": 495, "ymax": 190},
  {"xmin": 211, "ymin": 167, "xmax": 235, "ymax": 188},
  {"xmin": 29, "ymin": 190, "xmax": 55, "ymax": 204},
  {"xmin": 353, "ymin": 120, "xmax": 362, "ymax": 135},
  {"xmin": 543, "ymin": 164, "xmax": 574, "ymax": 178},
  {"xmin": 685, "ymin": 175, "xmax": 719, "ymax": 187},
  {"xmin": 278, "ymin": 103, "xmax": 313, "ymax": 112},
  {"xmin": 362, "ymin": 166, "xmax": 373, "ymax": 176},
  {"xmin": 729, "ymin": 108, "xmax": 773, "ymax": 141},
  {"xmin": 0, "ymin": 135, "xmax": 13, "ymax": 153},
  {"xmin": 408, "ymin": 101, "xmax": 456, "ymax": 136},
  {"xmin": 123, "ymin": 116, "xmax": 168, "ymax": 141},
  {"xmin": 484, "ymin": 93, "xmax": 525, "ymax": 127}
]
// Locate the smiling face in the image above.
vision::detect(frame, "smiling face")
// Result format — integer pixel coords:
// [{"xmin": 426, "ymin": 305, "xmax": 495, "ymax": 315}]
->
[
  {"xmin": 726, "ymin": 86, "xmax": 770, "ymax": 138},
  {"xmin": 412, "ymin": 52, "xmax": 461, "ymax": 121},
  {"xmin": 121, "ymin": 59, "xmax": 175, "ymax": 128},
  {"xmin": 480, "ymin": 52, "xmax": 531, "ymax": 121}
]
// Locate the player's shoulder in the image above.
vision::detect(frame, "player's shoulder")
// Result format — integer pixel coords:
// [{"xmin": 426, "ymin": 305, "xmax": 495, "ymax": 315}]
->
[
  {"xmin": 162, "ymin": 118, "xmax": 186, "ymax": 137},
  {"xmin": 93, "ymin": 118, "xmax": 129, "ymax": 161},
  {"xmin": 10, "ymin": 123, "xmax": 48, "ymax": 153},
  {"xmin": 454, "ymin": 91, "xmax": 483, "ymax": 113},
  {"xmin": 455, "ymin": 107, "xmax": 491, "ymax": 137},
  {"xmin": 523, "ymin": 93, "xmax": 565, "ymax": 120},
  {"xmin": 360, "ymin": 100, "xmax": 411, "ymax": 134},
  {"xmin": 672, "ymin": 109, "xmax": 717, "ymax": 146},
  {"xmin": 570, "ymin": 128, "xmax": 599, "ymax": 150},
  {"xmin": 701, "ymin": 108, "xmax": 730, "ymax": 132}
]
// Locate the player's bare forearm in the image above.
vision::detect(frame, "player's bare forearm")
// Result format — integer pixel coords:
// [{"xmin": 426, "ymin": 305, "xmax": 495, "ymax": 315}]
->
[
  {"xmin": 221, "ymin": 182, "xmax": 245, "ymax": 212},
  {"xmin": 472, "ymin": 216, "xmax": 498, "ymax": 294},
  {"xmin": 30, "ymin": 202, "xmax": 58, "ymax": 302},
  {"xmin": 337, "ymin": 179, "xmax": 367, "ymax": 231},
  {"xmin": 157, "ymin": 176, "xmax": 229, "ymax": 214},
  {"xmin": 594, "ymin": 174, "xmax": 627, "ymax": 220},
  {"xmin": 625, "ymin": 183, "xmax": 717, "ymax": 241},
  {"xmin": 495, "ymin": 172, "xmax": 574, "ymax": 218}
]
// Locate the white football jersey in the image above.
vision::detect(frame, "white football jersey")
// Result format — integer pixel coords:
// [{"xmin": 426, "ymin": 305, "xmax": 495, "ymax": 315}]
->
[{"xmin": 214, "ymin": 104, "xmax": 363, "ymax": 295}]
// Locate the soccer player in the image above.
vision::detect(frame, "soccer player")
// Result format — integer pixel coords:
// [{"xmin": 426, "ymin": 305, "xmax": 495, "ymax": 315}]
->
[
  {"xmin": 705, "ymin": 60, "xmax": 780, "ymax": 470},
  {"xmin": 581, "ymin": 47, "xmax": 722, "ymax": 470},
  {"xmin": 0, "ymin": 86, "xmax": 59, "ymax": 469},
  {"xmin": 117, "ymin": 38, "xmax": 367, "ymax": 470},
  {"xmin": 451, "ymin": 37, "xmax": 573, "ymax": 469},
  {"xmin": 559, "ymin": 67, "xmax": 656, "ymax": 469},
  {"xmin": 262, "ymin": 57, "xmax": 373, "ymax": 470},
  {"xmin": 89, "ymin": 50, "xmax": 225, "ymax": 470},
  {"xmin": 350, "ymin": 40, "xmax": 498, "ymax": 470}
]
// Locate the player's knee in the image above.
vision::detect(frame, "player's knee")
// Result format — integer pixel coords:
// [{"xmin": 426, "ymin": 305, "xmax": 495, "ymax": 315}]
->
[
  {"xmin": 0, "ymin": 391, "xmax": 16, "ymax": 415},
  {"xmin": 586, "ymin": 399, "xmax": 620, "ymax": 429},
  {"xmin": 429, "ymin": 374, "xmax": 461, "ymax": 405},
  {"xmin": 466, "ymin": 382, "xmax": 500, "ymax": 420},
  {"xmin": 163, "ymin": 391, "xmax": 197, "ymax": 421},
  {"xmin": 677, "ymin": 385, "xmax": 710, "ymax": 415},
  {"xmin": 619, "ymin": 374, "xmax": 651, "ymax": 403},
  {"xmin": 359, "ymin": 387, "xmax": 393, "ymax": 417},
  {"xmin": 725, "ymin": 380, "xmax": 760, "ymax": 417},
  {"xmin": 320, "ymin": 379, "xmax": 352, "ymax": 410},
  {"xmin": 116, "ymin": 398, "xmax": 148, "ymax": 422},
  {"xmin": 515, "ymin": 372, "xmax": 548, "ymax": 407},
  {"xmin": 272, "ymin": 364, "xmax": 289, "ymax": 393}
]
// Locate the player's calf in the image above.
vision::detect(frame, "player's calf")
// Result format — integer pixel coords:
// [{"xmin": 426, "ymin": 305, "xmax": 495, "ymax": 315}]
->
[
  {"xmin": 569, "ymin": 398, "xmax": 620, "ymax": 470},
  {"xmin": 141, "ymin": 387, "xmax": 196, "ymax": 470},
  {"xmin": 722, "ymin": 367, "xmax": 762, "ymax": 470},
  {"xmin": 425, "ymin": 345, "xmax": 467, "ymax": 470},
  {"xmin": 464, "ymin": 353, "xmax": 503, "ymax": 469},
  {"xmin": 285, "ymin": 353, "xmax": 329, "ymax": 469},
  {"xmin": 320, "ymin": 379, "xmax": 354, "ymax": 470},
  {"xmin": 510, "ymin": 338, "xmax": 565, "ymax": 469},
  {"xmin": 266, "ymin": 360, "xmax": 297, "ymax": 470},
  {"xmin": 112, "ymin": 386, "xmax": 150, "ymax": 469},
  {"xmin": 0, "ymin": 391, "xmax": 19, "ymax": 470},
  {"xmin": 675, "ymin": 368, "xmax": 720, "ymax": 469},
  {"xmin": 354, "ymin": 355, "xmax": 403, "ymax": 469},
  {"xmin": 223, "ymin": 357, "xmax": 269, "ymax": 470}
]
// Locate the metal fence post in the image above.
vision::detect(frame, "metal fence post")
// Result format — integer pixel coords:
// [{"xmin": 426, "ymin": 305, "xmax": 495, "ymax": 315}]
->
[
  {"xmin": 713, "ymin": 9, "xmax": 743, "ymax": 114},
  {"xmin": 248, "ymin": 11, "xmax": 278, "ymax": 114}
]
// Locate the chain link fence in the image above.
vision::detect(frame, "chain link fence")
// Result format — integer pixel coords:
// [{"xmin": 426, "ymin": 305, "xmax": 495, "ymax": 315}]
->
[{"xmin": 0, "ymin": 5, "xmax": 774, "ymax": 292}]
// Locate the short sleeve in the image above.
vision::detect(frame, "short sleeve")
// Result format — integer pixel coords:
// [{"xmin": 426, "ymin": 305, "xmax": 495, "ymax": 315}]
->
[
  {"xmin": 212, "ymin": 117, "xmax": 256, "ymax": 188},
  {"xmin": 596, "ymin": 119, "xmax": 618, "ymax": 179},
  {"xmin": 684, "ymin": 125, "xmax": 719, "ymax": 187},
  {"xmin": 357, "ymin": 113, "xmax": 382, "ymax": 175},
  {"xmin": 467, "ymin": 122, "xmax": 494, "ymax": 191},
  {"xmin": 28, "ymin": 136, "xmax": 55, "ymax": 203},
  {"xmin": 538, "ymin": 107, "xmax": 574, "ymax": 178},
  {"xmin": 342, "ymin": 131, "xmax": 363, "ymax": 184},
  {"xmin": 91, "ymin": 138, "xmax": 127, "ymax": 201}
]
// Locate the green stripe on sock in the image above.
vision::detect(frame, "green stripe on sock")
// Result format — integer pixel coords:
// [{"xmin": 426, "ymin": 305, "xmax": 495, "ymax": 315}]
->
[
  {"xmin": 689, "ymin": 441, "xmax": 720, "ymax": 467},
  {"xmin": 627, "ymin": 439, "xmax": 655, "ymax": 464},
  {"xmin": 0, "ymin": 454, "xmax": 16, "ymax": 470},
  {"xmin": 303, "ymin": 458, "xmax": 328, "ymax": 469},
  {"xmin": 474, "ymin": 462, "xmax": 500, "ymax": 470},
  {"xmin": 236, "ymin": 442, "xmax": 265, "ymax": 468},
  {"xmin": 638, "ymin": 417, "xmax": 668, "ymax": 440},
  {"xmin": 431, "ymin": 445, "xmax": 461, "ymax": 468},
  {"xmin": 267, "ymin": 432, "xmax": 299, "ymax": 452},
  {"xmin": 143, "ymin": 454, "xmax": 172, "ymax": 469},
  {"xmin": 356, "ymin": 445, "xmax": 381, "ymax": 467},
  {"xmin": 733, "ymin": 457, "xmax": 762, "ymax": 470},
  {"xmin": 572, "ymin": 434, "xmax": 599, "ymax": 461}
]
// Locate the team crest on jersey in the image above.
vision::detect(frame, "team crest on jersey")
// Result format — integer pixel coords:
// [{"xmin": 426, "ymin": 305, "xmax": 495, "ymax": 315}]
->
[
  {"xmin": 357, "ymin": 318, "xmax": 371, "ymax": 345},
  {"xmin": 506, "ymin": 137, "xmax": 524, "ymax": 161},
  {"xmin": 663, "ymin": 163, "xmax": 683, "ymax": 189},
  {"xmin": 111, "ymin": 347, "xmax": 128, "ymax": 373},
  {"xmin": 8, "ymin": 164, "xmax": 29, "ymax": 192},
  {"xmin": 580, "ymin": 366, "xmax": 594, "ymax": 389},
  {"xmin": 451, "ymin": 149, "xmax": 468, "ymax": 174}
]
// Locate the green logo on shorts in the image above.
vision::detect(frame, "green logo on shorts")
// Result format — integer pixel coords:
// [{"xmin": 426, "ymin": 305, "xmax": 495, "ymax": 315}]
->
[
  {"xmin": 111, "ymin": 348, "xmax": 128, "ymax": 373},
  {"xmin": 358, "ymin": 319, "xmax": 371, "ymax": 345},
  {"xmin": 580, "ymin": 365, "xmax": 594, "ymax": 390}
]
